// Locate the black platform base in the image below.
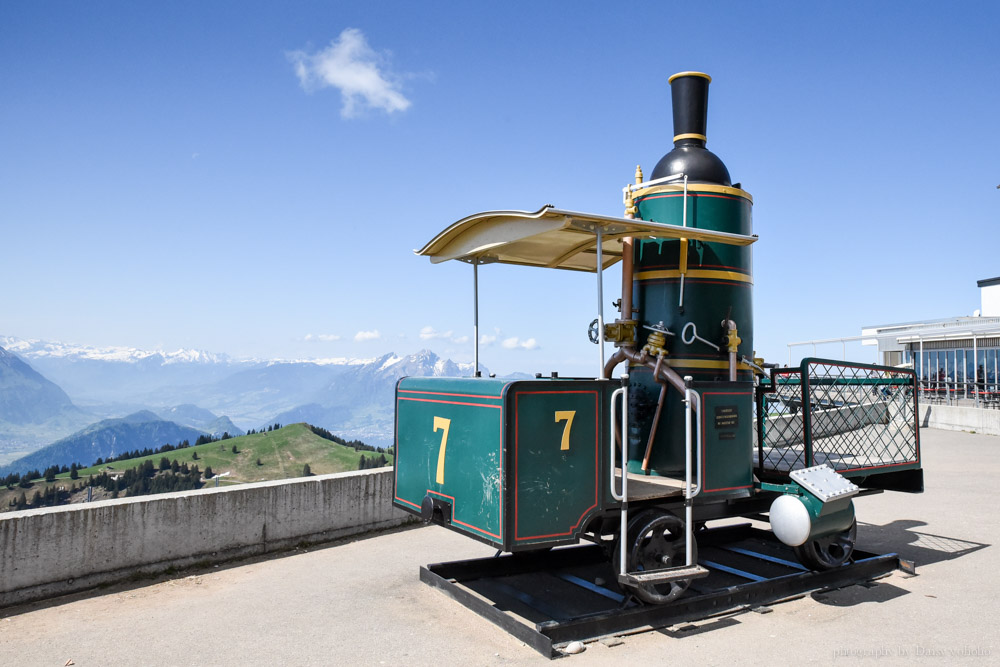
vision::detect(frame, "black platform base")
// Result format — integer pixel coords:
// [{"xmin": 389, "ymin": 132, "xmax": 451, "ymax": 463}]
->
[{"xmin": 420, "ymin": 524, "xmax": 905, "ymax": 658}]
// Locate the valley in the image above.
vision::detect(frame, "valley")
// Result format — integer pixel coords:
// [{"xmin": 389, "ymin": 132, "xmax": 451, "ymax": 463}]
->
[{"xmin": 1, "ymin": 423, "xmax": 392, "ymax": 512}]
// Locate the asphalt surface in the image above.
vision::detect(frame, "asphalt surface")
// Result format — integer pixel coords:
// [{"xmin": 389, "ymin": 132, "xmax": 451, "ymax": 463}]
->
[{"xmin": 1, "ymin": 428, "xmax": 997, "ymax": 666}]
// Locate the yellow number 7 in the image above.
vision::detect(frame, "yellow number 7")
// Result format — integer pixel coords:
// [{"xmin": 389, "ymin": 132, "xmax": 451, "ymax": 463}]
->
[
  {"xmin": 555, "ymin": 411, "xmax": 576, "ymax": 451},
  {"xmin": 434, "ymin": 416, "xmax": 451, "ymax": 484}
]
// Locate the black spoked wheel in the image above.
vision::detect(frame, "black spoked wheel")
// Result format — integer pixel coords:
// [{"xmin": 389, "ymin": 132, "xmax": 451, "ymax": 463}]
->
[
  {"xmin": 614, "ymin": 511, "xmax": 695, "ymax": 604},
  {"xmin": 794, "ymin": 519, "xmax": 857, "ymax": 570}
]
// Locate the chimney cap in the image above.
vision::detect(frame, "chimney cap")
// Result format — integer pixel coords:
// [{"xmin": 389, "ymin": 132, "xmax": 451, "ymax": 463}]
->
[{"xmin": 668, "ymin": 71, "xmax": 712, "ymax": 84}]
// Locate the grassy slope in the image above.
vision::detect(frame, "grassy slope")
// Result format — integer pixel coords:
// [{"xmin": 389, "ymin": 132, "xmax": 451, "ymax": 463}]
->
[{"xmin": 0, "ymin": 423, "xmax": 392, "ymax": 509}]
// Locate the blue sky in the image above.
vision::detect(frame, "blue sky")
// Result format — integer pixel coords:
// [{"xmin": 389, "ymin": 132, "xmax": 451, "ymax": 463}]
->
[{"xmin": 1, "ymin": 1, "xmax": 998, "ymax": 375}]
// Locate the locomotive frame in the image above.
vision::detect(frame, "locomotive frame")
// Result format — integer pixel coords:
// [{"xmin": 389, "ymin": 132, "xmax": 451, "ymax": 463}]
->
[{"xmin": 392, "ymin": 72, "xmax": 922, "ymax": 610}]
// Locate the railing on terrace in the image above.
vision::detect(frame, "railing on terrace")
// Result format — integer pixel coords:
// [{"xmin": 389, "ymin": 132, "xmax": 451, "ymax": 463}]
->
[{"xmin": 916, "ymin": 380, "xmax": 1000, "ymax": 409}]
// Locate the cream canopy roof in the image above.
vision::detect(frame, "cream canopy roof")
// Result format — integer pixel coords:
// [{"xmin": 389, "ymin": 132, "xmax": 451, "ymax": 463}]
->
[{"xmin": 415, "ymin": 205, "xmax": 757, "ymax": 272}]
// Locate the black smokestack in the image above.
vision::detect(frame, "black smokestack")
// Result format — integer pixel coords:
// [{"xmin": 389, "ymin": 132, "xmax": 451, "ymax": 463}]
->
[
  {"xmin": 650, "ymin": 71, "xmax": 731, "ymax": 185},
  {"xmin": 669, "ymin": 72, "xmax": 710, "ymax": 146}
]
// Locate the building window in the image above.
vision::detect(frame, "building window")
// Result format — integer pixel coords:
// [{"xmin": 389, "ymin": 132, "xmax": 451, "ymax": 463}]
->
[
  {"xmin": 966, "ymin": 349, "xmax": 975, "ymax": 392},
  {"xmin": 956, "ymin": 349, "xmax": 965, "ymax": 396}
]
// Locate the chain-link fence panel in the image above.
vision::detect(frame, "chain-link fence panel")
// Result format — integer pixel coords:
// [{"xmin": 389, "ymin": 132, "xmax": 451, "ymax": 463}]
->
[{"xmin": 758, "ymin": 359, "xmax": 919, "ymax": 477}]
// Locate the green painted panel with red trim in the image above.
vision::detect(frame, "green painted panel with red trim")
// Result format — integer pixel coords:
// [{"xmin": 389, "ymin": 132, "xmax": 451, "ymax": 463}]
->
[
  {"xmin": 509, "ymin": 384, "xmax": 605, "ymax": 547},
  {"xmin": 695, "ymin": 381, "xmax": 754, "ymax": 497},
  {"xmin": 393, "ymin": 376, "xmax": 616, "ymax": 550},
  {"xmin": 393, "ymin": 377, "xmax": 507, "ymax": 545}
]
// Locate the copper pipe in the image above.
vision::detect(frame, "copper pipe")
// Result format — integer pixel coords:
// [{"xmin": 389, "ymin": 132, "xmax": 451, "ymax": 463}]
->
[
  {"xmin": 641, "ymin": 354, "xmax": 667, "ymax": 471},
  {"xmin": 621, "ymin": 237, "xmax": 634, "ymax": 321},
  {"xmin": 603, "ymin": 348, "xmax": 627, "ymax": 380},
  {"xmin": 604, "ymin": 349, "xmax": 628, "ymax": 454},
  {"xmin": 622, "ymin": 347, "xmax": 687, "ymax": 395}
]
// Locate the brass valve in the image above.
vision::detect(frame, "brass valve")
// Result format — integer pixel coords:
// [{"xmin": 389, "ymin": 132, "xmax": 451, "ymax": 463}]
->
[
  {"xmin": 604, "ymin": 320, "xmax": 637, "ymax": 347},
  {"xmin": 624, "ymin": 165, "xmax": 643, "ymax": 218},
  {"xmin": 642, "ymin": 321, "xmax": 672, "ymax": 358},
  {"xmin": 624, "ymin": 197, "xmax": 637, "ymax": 218},
  {"xmin": 725, "ymin": 326, "xmax": 741, "ymax": 354}
]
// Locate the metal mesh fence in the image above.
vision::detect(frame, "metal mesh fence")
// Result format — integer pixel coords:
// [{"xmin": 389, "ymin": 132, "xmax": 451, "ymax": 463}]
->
[{"xmin": 758, "ymin": 359, "xmax": 919, "ymax": 476}]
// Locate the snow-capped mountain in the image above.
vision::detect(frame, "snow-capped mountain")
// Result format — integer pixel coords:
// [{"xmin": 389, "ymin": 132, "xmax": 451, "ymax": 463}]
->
[
  {"xmin": 0, "ymin": 336, "xmax": 234, "ymax": 365},
  {"xmin": 275, "ymin": 350, "xmax": 486, "ymax": 447},
  {"xmin": 1, "ymin": 335, "xmax": 491, "ymax": 454}
]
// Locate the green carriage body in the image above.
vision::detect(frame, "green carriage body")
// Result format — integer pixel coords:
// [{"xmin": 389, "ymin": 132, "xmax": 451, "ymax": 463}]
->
[
  {"xmin": 393, "ymin": 374, "xmax": 760, "ymax": 549},
  {"xmin": 393, "ymin": 376, "xmax": 616, "ymax": 551}
]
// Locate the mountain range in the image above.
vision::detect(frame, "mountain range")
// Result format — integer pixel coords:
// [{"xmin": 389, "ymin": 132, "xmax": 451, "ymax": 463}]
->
[
  {"xmin": 0, "ymin": 345, "xmax": 93, "ymax": 453},
  {"xmin": 0, "ymin": 411, "xmax": 207, "ymax": 477},
  {"xmin": 0, "ymin": 336, "xmax": 492, "ymax": 471}
]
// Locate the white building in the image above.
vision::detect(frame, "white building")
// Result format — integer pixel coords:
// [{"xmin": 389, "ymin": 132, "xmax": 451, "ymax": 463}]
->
[{"xmin": 861, "ymin": 277, "xmax": 1000, "ymax": 398}]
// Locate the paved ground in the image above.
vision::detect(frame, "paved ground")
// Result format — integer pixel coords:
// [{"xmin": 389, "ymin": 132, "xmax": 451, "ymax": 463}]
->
[{"xmin": 1, "ymin": 428, "xmax": 997, "ymax": 666}]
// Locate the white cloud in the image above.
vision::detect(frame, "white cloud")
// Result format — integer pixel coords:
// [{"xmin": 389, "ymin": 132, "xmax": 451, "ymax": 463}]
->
[
  {"xmin": 501, "ymin": 337, "xmax": 539, "ymax": 350},
  {"xmin": 288, "ymin": 28, "xmax": 411, "ymax": 118},
  {"xmin": 421, "ymin": 326, "xmax": 470, "ymax": 344},
  {"xmin": 480, "ymin": 334, "xmax": 497, "ymax": 346},
  {"xmin": 354, "ymin": 329, "xmax": 381, "ymax": 342},
  {"xmin": 419, "ymin": 326, "xmax": 453, "ymax": 340},
  {"xmin": 305, "ymin": 333, "xmax": 341, "ymax": 342}
]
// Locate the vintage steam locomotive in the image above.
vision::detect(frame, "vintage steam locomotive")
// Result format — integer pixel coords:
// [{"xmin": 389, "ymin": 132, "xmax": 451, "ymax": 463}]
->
[{"xmin": 392, "ymin": 72, "xmax": 922, "ymax": 604}]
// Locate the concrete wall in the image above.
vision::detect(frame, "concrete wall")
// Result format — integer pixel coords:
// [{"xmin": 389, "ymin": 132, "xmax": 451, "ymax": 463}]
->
[
  {"xmin": 765, "ymin": 401, "xmax": 889, "ymax": 447},
  {"xmin": 919, "ymin": 403, "xmax": 1000, "ymax": 436},
  {"xmin": 0, "ymin": 468, "xmax": 416, "ymax": 607}
]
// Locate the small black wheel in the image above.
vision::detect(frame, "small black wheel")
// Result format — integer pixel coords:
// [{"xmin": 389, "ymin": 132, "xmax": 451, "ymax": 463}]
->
[
  {"xmin": 794, "ymin": 519, "xmax": 857, "ymax": 570},
  {"xmin": 614, "ymin": 511, "xmax": 695, "ymax": 604}
]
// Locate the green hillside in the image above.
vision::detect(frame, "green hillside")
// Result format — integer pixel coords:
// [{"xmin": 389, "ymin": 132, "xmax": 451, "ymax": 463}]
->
[{"xmin": 1, "ymin": 423, "xmax": 392, "ymax": 511}]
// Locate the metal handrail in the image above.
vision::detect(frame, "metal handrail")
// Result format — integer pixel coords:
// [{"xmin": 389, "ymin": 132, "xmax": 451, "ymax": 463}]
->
[
  {"xmin": 684, "ymin": 380, "xmax": 703, "ymax": 567},
  {"xmin": 609, "ymin": 384, "xmax": 629, "ymax": 576},
  {"xmin": 609, "ymin": 386, "xmax": 628, "ymax": 502}
]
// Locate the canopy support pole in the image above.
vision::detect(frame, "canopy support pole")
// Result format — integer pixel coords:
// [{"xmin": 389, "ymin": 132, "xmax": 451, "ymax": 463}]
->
[
  {"xmin": 473, "ymin": 261, "xmax": 480, "ymax": 377},
  {"xmin": 597, "ymin": 228, "xmax": 606, "ymax": 378}
]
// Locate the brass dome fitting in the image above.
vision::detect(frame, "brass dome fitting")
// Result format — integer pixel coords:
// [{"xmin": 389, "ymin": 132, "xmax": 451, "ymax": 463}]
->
[{"xmin": 643, "ymin": 329, "xmax": 669, "ymax": 358}]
